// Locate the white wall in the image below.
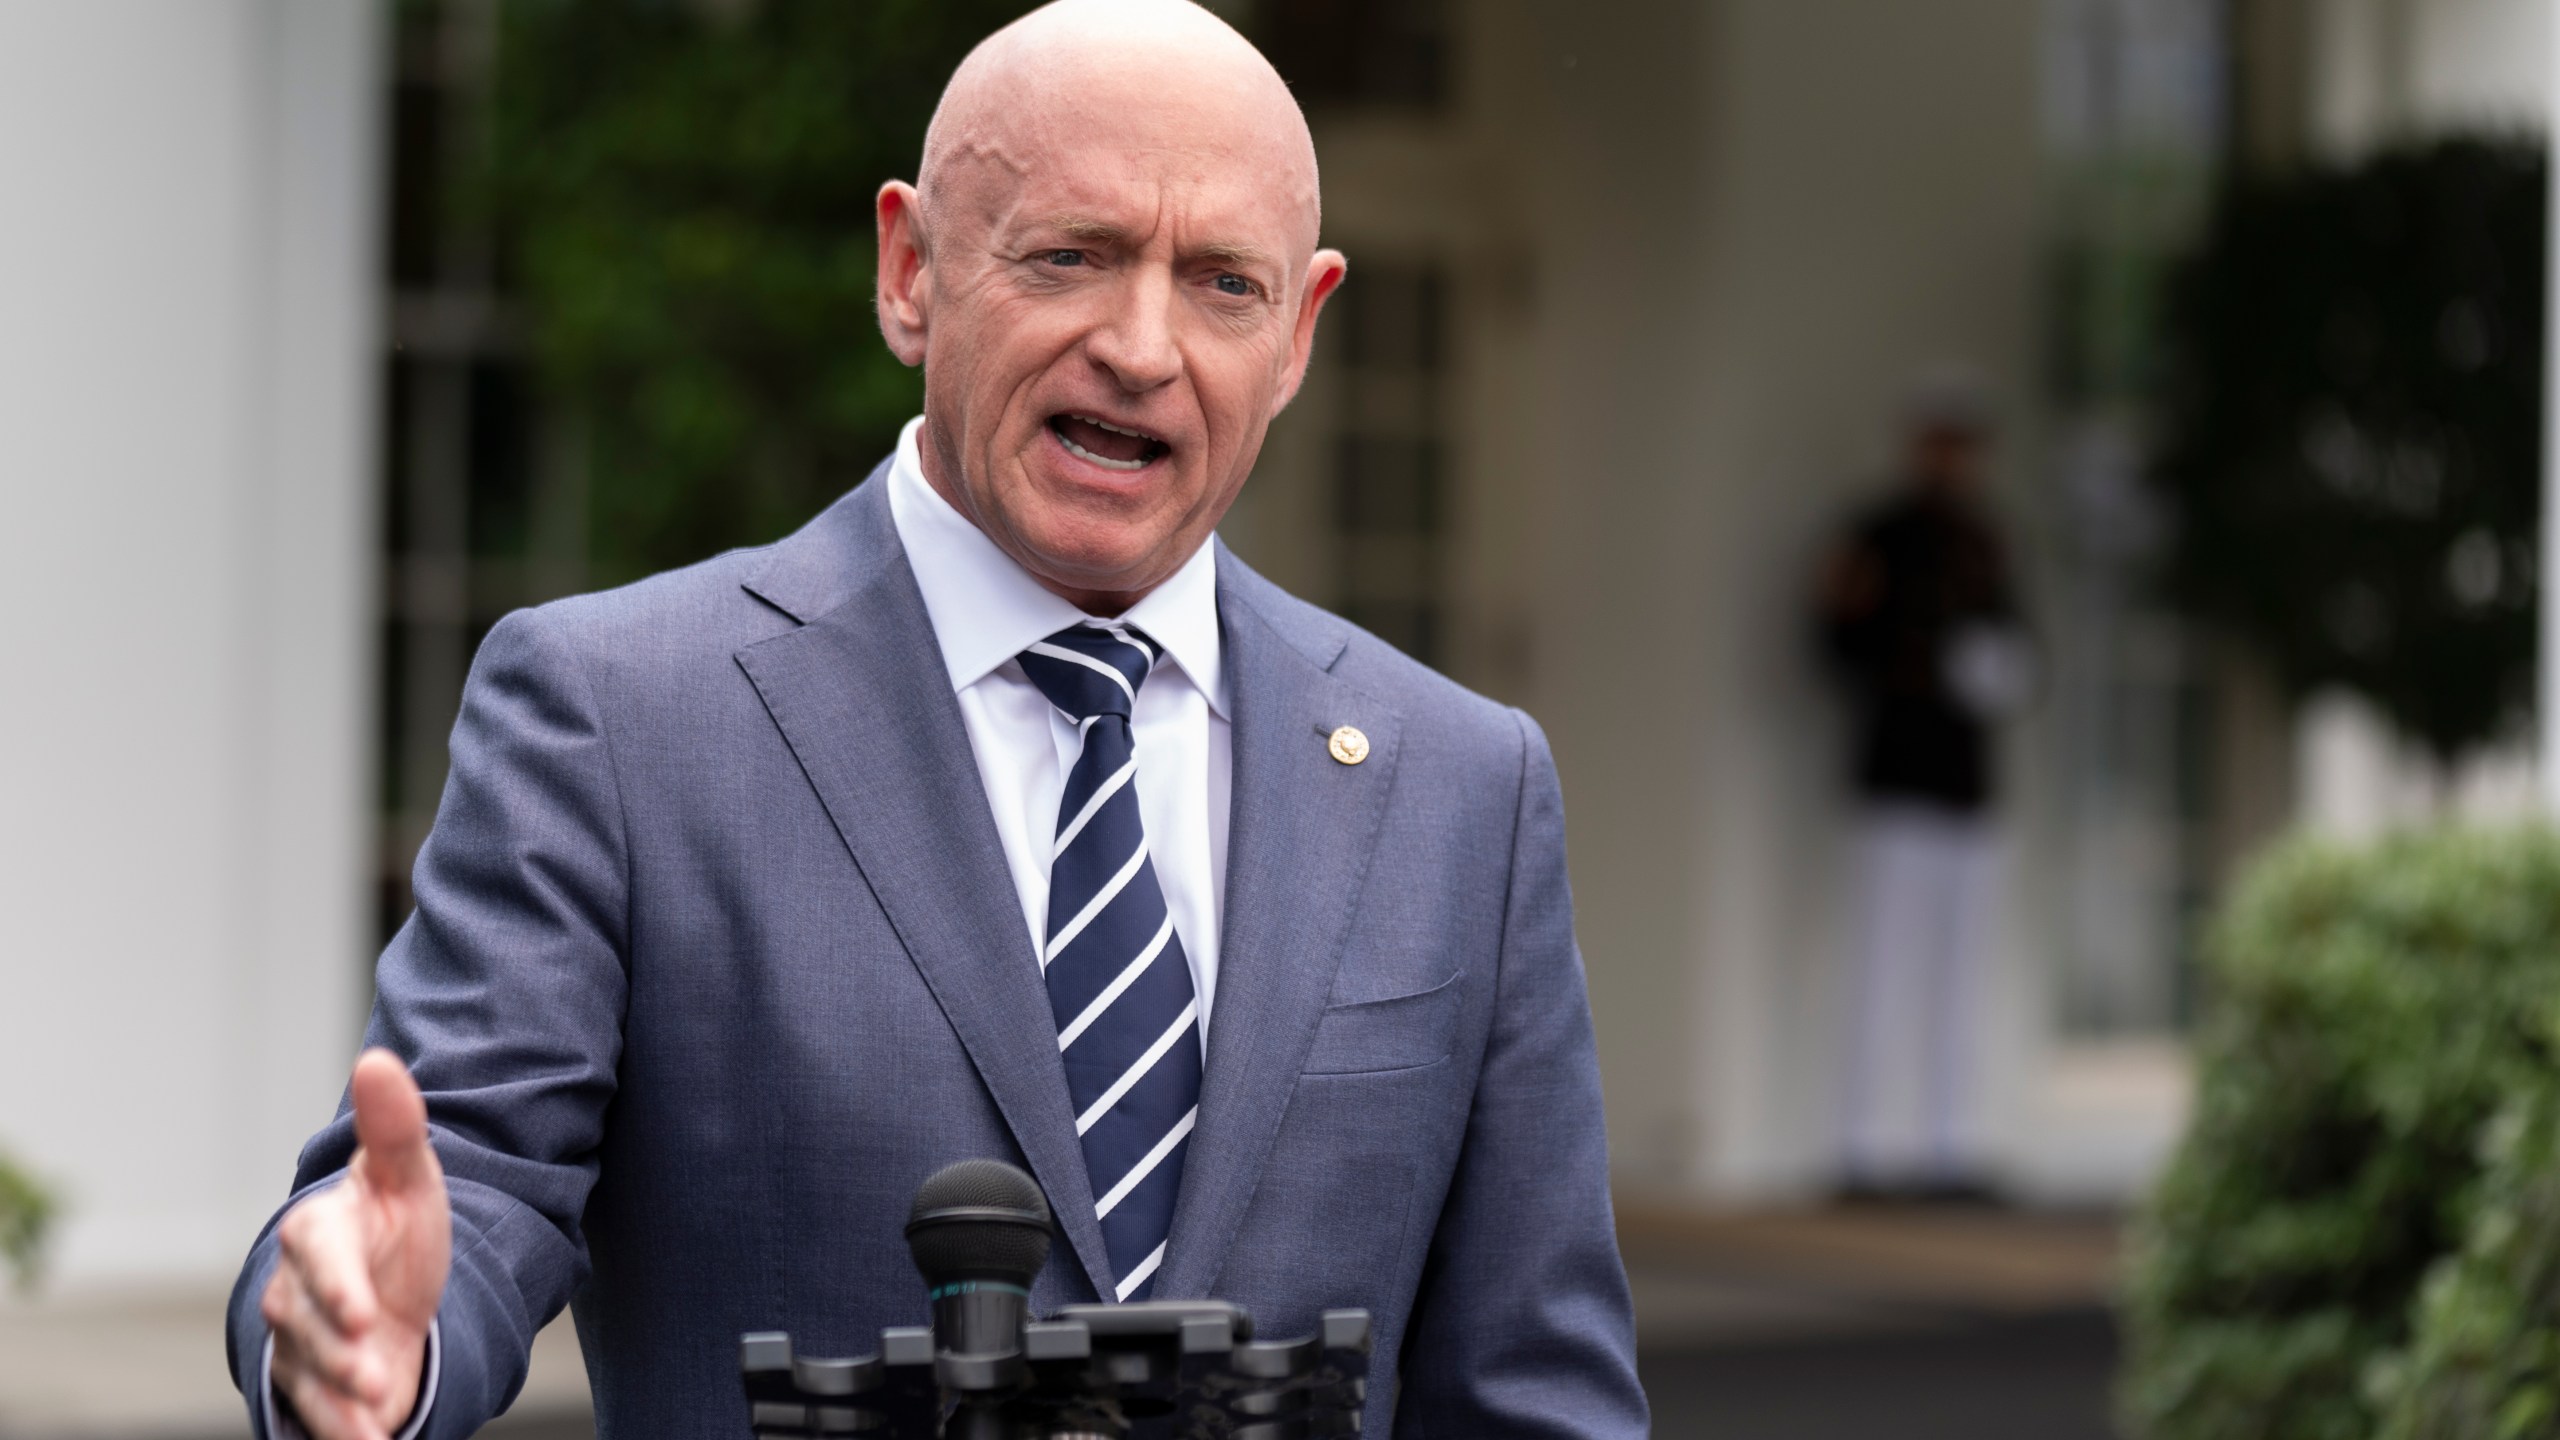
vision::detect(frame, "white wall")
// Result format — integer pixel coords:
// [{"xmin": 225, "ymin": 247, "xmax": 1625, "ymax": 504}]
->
[
  {"xmin": 0, "ymin": 1, "xmax": 382, "ymax": 1289},
  {"xmin": 1682, "ymin": 0, "xmax": 2052, "ymax": 1196},
  {"xmin": 2297, "ymin": 693, "xmax": 2544, "ymax": 837},
  {"xmin": 1509, "ymin": 0, "xmax": 1721, "ymax": 1190},
  {"xmin": 1512, "ymin": 0, "xmax": 2062, "ymax": 1197},
  {"xmin": 2308, "ymin": 0, "xmax": 2551, "ymax": 155},
  {"xmin": 2407, "ymin": 0, "xmax": 2552, "ymax": 129}
]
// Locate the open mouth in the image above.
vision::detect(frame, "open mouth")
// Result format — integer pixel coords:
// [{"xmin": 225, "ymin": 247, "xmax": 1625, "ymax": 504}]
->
[{"xmin": 1049, "ymin": 413, "xmax": 1170, "ymax": 473}]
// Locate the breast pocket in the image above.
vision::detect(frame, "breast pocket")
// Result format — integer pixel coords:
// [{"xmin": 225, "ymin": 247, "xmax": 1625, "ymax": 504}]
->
[{"xmin": 1302, "ymin": 971, "xmax": 1464, "ymax": 1076}]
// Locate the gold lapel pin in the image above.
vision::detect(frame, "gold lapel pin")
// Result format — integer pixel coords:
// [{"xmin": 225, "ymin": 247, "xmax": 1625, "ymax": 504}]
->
[{"xmin": 1327, "ymin": 725, "xmax": 1371, "ymax": 766}]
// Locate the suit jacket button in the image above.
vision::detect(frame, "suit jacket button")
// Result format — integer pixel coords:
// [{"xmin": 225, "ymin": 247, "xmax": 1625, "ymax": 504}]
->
[{"xmin": 1328, "ymin": 725, "xmax": 1370, "ymax": 765}]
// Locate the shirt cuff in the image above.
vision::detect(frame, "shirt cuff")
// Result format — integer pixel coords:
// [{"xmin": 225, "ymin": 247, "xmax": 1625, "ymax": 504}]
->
[{"xmin": 261, "ymin": 1318, "xmax": 441, "ymax": 1440}]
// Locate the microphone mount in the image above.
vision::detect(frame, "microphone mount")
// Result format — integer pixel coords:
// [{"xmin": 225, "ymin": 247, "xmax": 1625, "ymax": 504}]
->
[{"xmin": 741, "ymin": 1160, "xmax": 1370, "ymax": 1439}]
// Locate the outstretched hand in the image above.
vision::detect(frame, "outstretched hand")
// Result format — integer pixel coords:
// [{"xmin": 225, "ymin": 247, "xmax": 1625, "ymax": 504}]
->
[{"xmin": 261, "ymin": 1049, "xmax": 451, "ymax": 1440}]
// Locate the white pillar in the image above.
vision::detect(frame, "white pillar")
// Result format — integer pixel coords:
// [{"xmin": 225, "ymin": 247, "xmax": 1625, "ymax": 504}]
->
[{"xmin": 0, "ymin": 1, "xmax": 384, "ymax": 1288}]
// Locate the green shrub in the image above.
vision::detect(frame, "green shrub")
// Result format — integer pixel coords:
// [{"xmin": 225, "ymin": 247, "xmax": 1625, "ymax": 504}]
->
[
  {"xmin": 0, "ymin": 1145, "xmax": 57, "ymax": 1293},
  {"xmin": 2119, "ymin": 829, "xmax": 2560, "ymax": 1440},
  {"xmin": 2372, "ymin": 998, "xmax": 2560, "ymax": 1440}
]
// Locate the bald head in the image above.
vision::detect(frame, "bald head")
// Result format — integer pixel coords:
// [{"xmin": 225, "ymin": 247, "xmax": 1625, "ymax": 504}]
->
[
  {"xmin": 919, "ymin": 0, "xmax": 1321, "ymax": 254},
  {"xmin": 872, "ymin": 0, "xmax": 1346, "ymax": 613}
]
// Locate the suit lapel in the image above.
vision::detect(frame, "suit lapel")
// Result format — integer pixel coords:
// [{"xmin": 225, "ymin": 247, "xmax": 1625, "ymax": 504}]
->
[
  {"xmin": 733, "ymin": 479, "xmax": 1113, "ymax": 1296},
  {"xmin": 1156, "ymin": 552, "xmax": 1402, "ymax": 1299}
]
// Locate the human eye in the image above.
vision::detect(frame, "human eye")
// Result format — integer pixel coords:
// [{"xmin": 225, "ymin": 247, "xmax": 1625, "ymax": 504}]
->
[
  {"xmin": 1212, "ymin": 272, "xmax": 1258, "ymax": 298},
  {"xmin": 1038, "ymin": 249, "xmax": 1087, "ymax": 268}
]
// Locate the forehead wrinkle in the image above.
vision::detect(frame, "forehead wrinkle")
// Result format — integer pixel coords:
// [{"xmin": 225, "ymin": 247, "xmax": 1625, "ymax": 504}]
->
[{"xmin": 931, "ymin": 125, "xmax": 1319, "ymax": 266}]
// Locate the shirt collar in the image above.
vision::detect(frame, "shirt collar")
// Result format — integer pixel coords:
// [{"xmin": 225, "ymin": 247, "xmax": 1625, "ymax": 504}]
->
[{"xmin": 885, "ymin": 416, "xmax": 1226, "ymax": 717}]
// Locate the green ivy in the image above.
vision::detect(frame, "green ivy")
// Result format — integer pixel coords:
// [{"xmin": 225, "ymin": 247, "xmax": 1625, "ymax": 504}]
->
[
  {"xmin": 2120, "ymin": 829, "xmax": 2560, "ymax": 1440},
  {"xmin": 483, "ymin": 0, "xmax": 1042, "ymax": 586}
]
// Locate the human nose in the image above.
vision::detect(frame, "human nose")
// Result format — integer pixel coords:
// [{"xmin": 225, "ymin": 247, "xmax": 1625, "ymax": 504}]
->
[{"xmin": 1086, "ymin": 264, "xmax": 1182, "ymax": 392}]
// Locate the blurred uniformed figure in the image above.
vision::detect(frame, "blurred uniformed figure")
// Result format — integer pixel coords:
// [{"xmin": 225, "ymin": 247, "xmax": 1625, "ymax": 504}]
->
[{"xmin": 1815, "ymin": 370, "xmax": 2033, "ymax": 1203}]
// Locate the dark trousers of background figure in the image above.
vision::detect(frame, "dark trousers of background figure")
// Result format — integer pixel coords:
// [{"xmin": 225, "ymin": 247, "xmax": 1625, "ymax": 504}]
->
[{"xmin": 1839, "ymin": 800, "xmax": 2000, "ymax": 1189}]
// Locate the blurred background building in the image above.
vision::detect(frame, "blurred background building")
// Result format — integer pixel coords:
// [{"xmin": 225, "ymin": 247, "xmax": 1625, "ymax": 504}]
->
[{"xmin": 1, "ymin": 0, "xmax": 2553, "ymax": 1435}]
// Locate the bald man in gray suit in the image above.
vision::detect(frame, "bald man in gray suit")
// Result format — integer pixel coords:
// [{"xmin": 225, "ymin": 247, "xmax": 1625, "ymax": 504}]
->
[{"xmin": 229, "ymin": 4, "xmax": 1645, "ymax": 1437}]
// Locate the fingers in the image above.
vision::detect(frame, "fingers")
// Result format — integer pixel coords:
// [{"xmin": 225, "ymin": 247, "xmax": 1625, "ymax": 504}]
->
[
  {"xmin": 265, "ymin": 1205, "xmax": 397, "ymax": 1440},
  {"xmin": 262, "ymin": 1050, "xmax": 443, "ymax": 1440},
  {"xmin": 276, "ymin": 1186, "xmax": 380, "ymax": 1335},
  {"xmin": 349, "ymin": 1049, "xmax": 438, "ymax": 1199},
  {"xmin": 263, "ymin": 1266, "xmax": 391, "ymax": 1408},
  {"xmin": 275, "ymin": 1336, "xmax": 393, "ymax": 1440}
]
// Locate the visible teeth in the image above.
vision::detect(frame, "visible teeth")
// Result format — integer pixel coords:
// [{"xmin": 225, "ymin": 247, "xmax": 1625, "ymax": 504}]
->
[
  {"xmin": 1075, "ymin": 414, "xmax": 1158, "ymax": 442},
  {"xmin": 1059, "ymin": 432, "xmax": 1149, "ymax": 472}
]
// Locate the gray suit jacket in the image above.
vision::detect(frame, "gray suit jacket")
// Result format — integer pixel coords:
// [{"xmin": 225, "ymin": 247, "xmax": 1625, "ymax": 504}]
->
[{"xmin": 227, "ymin": 467, "xmax": 1646, "ymax": 1438}]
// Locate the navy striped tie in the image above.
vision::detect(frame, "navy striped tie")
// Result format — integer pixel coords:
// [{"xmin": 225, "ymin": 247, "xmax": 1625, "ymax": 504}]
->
[{"xmin": 1017, "ymin": 622, "xmax": 1201, "ymax": 1302}]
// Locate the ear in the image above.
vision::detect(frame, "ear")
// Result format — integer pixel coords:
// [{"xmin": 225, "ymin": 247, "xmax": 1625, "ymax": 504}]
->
[
  {"xmin": 1269, "ymin": 248, "xmax": 1348, "ymax": 416},
  {"xmin": 876, "ymin": 180, "xmax": 931, "ymax": 367}
]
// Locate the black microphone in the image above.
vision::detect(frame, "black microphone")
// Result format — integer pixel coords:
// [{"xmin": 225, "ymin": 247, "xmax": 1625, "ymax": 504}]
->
[{"xmin": 903, "ymin": 1159, "xmax": 1053, "ymax": 1361}]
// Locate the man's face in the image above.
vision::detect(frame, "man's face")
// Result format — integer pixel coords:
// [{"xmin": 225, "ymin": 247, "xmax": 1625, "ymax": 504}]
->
[
  {"xmin": 1912, "ymin": 424, "xmax": 1987, "ymax": 496},
  {"xmin": 876, "ymin": 86, "xmax": 1344, "ymax": 612}
]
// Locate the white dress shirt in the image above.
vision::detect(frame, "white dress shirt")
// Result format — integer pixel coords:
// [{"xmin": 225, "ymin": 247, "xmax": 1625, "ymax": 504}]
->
[{"xmin": 885, "ymin": 416, "xmax": 1231, "ymax": 1033}]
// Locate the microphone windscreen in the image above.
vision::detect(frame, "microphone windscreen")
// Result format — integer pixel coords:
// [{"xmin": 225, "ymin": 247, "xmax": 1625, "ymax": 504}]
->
[{"xmin": 905, "ymin": 1159, "xmax": 1053, "ymax": 1283}]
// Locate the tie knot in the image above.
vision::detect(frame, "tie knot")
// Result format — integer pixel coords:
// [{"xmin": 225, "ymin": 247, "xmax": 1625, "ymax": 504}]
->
[{"xmin": 1019, "ymin": 623, "xmax": 1160, "ymax": 722}]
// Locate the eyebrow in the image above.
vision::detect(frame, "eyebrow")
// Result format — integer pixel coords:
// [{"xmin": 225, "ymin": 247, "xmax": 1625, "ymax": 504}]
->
[
  {"xmin": 1049, "ymin": 215, "xmax": 1129, "ymax": 244},
  {"xmin": 1039, "ymin": 215, "xmax": 1278, "ymax": 274},
  {"xmin": 1195, "ymin": 240, "xmax": 1277, "ymax": 272}
]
